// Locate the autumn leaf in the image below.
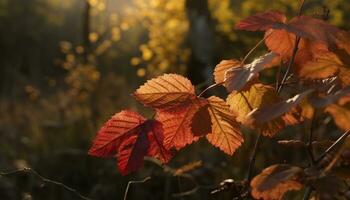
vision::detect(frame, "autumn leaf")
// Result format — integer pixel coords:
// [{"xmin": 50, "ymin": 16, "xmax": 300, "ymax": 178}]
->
[
  {"xmin": 213, "ymin": 59, "xmax": 241, "ymax": 84},
  {"xmin": 309, "ymin": 86, "xmax": 350, "ymax": 108},
  {"xmin": 251, "ymin": 164, "xmax": 304, "ymax": 200},
  {"xmin": 264, "ymin": 29, "xmax": 328, "ymax": 65},
  {"xmin": 248, "ymin": 89, "xmax": 313, "ymax": 124},
  {"xmin": 88, "ymin": 110, "xmax": 146, "ymax": 157},
  {"xmin": 296, "ymin": 52, "xmax": 342, "ymax": 80},
  {"xmin": 235, "ymin": 11, "xmax": 287, "ymax": 31},
  {"xmin": 118, "ymin": 130, "xmax": 149, "ymax": 175},
  {"xmin": 206, "ymin": 96, "xmax": 243, "ymax": 155},
  {"xmin": 325, "ymin": 103, "xmax": 350, "ymax": 131},
  {"xmin": 156, "ymin": 98, "xmax": 208, "ymax": 150},
  {"xmin": 191, "ymin": 103, "xmax": 212, "ymax": 136},
  {"xmin": 236, "ymin": 11, "xmax": 345, "ymax": 51},
  {"xmin": 134, "ymin": 74, "xmax": 196, "ymax": 110},
  {"xmin": 88, "ymin": 110, "xmax": 172, "ymax": 175},
  {"xmin": 224, "ymin": 52, "xmax": 277, "ymax": 93},
  {"xmin": 227, "ymin": 83, "xmax": 299, "ymax": 137}
]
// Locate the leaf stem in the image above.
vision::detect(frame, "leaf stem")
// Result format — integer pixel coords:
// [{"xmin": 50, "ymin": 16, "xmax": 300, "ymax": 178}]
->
[
  {"xmin": 241, "ymin": 33, "xmax": 271, "ymax": 65},
  {"xmin": 198, "ymin": 82, "xmax": 222, "ymax": 97}
]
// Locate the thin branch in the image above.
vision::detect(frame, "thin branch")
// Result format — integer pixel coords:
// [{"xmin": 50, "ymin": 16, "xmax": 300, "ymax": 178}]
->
[
  {"xmin": 247, "ymin": 134, "xmax": 262, "ymax": 183},
  {"xmin": 198, "ymin": 82, "xmax": 222, "ymax": 97},
  {"xmin": 247, "ymin": 1, "xmax": 307, "ymax": 197},
  {"xmin": 0, "ymin": 168, "xmax": 92, "ymax": 200},
  {"xmin": 306, "ymin": 115, "xmax": 316, "ymax": 166},
  {"xmin": 316, "ymin": 130, "xmax": 350, "ymax": 163},
  {"xmin": 241, "ymin": 33, "xmax": 272, "ymax": 65},
  {"xmin": 123, "ymin": 176, "xmax": 151, "ymax": 200}
]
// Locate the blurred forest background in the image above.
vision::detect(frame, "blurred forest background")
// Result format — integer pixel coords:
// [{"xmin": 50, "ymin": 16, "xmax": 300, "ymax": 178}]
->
[{"xmin": 0, "ymin": 0, "xmax": 350, "ymax": 199}]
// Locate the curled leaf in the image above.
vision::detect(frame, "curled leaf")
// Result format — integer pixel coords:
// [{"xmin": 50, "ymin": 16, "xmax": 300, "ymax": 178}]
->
[
  {"xmin": 248, "ymin": 89, "xmax": 313, "ymax": 124},
  {"xmin": 227, "ymin": 83, "xmax": 299, "ymax": 137},
  {"xmin": 251, "ymin": 164, "xmax": 304, "ymax": 200},
  {"xmin": 213, "ymin": 59, "xmax": 241, "ymax": 84},
  {"xmin": 224, "ymin": 52, "xmax": 277, "ymax": 93}
]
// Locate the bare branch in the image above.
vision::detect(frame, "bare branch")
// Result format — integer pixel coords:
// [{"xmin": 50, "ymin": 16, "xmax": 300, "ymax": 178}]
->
[
  {"xmin": 0, "ymin": 168, "xmax": 92, "ymax": 200},
  {"xmin": 123, "ymin": 176, "xmax": 151, "ymax": 200}
]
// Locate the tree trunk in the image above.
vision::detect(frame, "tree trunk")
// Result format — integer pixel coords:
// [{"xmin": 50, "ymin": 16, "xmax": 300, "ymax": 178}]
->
[{"xmin": 185, "ymin": 0, "xmax": 215, "ymax": 85}]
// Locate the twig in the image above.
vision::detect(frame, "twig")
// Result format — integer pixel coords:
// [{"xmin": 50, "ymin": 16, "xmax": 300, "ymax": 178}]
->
[
  {"xmin": 306, "ymin": 116, "xmax": 316, "ymax": 166},
  {"xmin": 247, "ymin": 134, "xmax": 262, "ymax": 183},
  {"xmin": 198, "ymin": 82, "xmax": 222, "ymax": 97},
  {"xmin": 123, "ymin": 176, "xmax": 151, "ymax": 200},
  {"xmin": 302, "ymin": 187, "xmax": 313, "ymax": 200},
  {"xmin": 0, "ymin": 168, "xmax": 92, "ymax": 200},
  {"xmin": 241, "ymin": 33, "xmax": 272, "ymax": 65},
  {"xmin": 247, "ymin": 1, "xmax": 306, "ymax": 198},
  {"xmin": 316, "ymin": 130, "xmax": 350, "ymax": 163}
]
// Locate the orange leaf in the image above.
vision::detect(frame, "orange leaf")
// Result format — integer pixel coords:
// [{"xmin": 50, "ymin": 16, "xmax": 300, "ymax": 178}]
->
[
  {"xmin": 206, "ymin": 96, "xmax": 243, "ymax": 155},
  {"xmin": 156, "ymin": 98, "xmax": 207, "ymax": 150},
  {"xmin": 213, "ymin": 59, "xmax": 241, "ymax": 84},
  {"xmin": 251, "ymin": 164, "xmax": 304, "ymax": 200},
  {"xmin": 264, "ymin": 29, "xmax": 329, "ymax": 65},
  {"xmin": 134, "ymin": 74, "xmax": 196, "ymax": 110},
  {"xmin": 237, "ymin": 11, "xmax": 345, "ymax": 51},
  {"xmin": 326, "ymin": 103, "xmax": 350, "ymax": 131},
  {"xmin": 296, "ymin": 52, "xmax": 341, "ymax": 80}
]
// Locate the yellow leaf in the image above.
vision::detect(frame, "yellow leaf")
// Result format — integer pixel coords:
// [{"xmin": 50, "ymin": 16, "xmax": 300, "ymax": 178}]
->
[{"xmin": 227, "ymin": 83, "xmax": 299, "ymax": 137}]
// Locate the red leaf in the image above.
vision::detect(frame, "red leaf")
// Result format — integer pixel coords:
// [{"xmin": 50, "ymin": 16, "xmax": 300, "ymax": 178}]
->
[
  {"xmin": 118, "ymin": 130, "xmax": 149, "ymax": 175},
  {"xmin": 88, "ymin": 110, "xmax": 172, "ymax": 175},
  {"xmin": 235, "ymin": 11, "xmax": 287, "ymax": 31},
  {"xmin": 147, "ymin": 120, "xmax": 173, "ymax": 163},
  {"xmin": 88, "ymin": 110, "xmax": 146, "ymax": 157}
]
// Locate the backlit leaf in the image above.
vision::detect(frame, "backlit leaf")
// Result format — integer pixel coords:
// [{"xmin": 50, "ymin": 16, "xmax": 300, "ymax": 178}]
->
[
  {"xmin": 296, "ymin": 52, "xmax": 341, "ymax": 80},
  {"xmin": 134, "ymin": 74, "xmax": 196, "ymax": 110},
  {"xmin": 156, "ymin": 98, "xmax": 207, "ymax": 150},
  {"xmin": 213, "ymin": 59, "xmax": 241, "ymax": 84},
  {"xmin": 235, "ymin": 11, "xmax": 287, "ymax": 31},
  {"xmin": 227, "ymin": 83, "xmax": 299, "ymax": 137},
  {"xmin": 88, "ymin": 110, "xmax": 146, "ymax": 157},
  {"xmin": 206, "ymin": 96, "xmax": 243, "ymax": 155},
  {"xmin": 89, "ymin": 110, "xmax": 172, "ymax": 175},
  {"xmin": 326, "ymin": 103, "xmax": 350, "ymax": 131}
]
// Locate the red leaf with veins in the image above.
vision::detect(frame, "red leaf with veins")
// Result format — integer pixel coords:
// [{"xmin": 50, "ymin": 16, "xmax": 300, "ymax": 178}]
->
[
  {"xmin": 88, "ymin": 110, "xmax": 146, "ymax": 157},
  {"xmin": 156, "ymin": 98, "xmax": 208, "ymax": 150},
  {"xmin": 88, "ymin": 110, "xmax": 172, "ymax": 175}
]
